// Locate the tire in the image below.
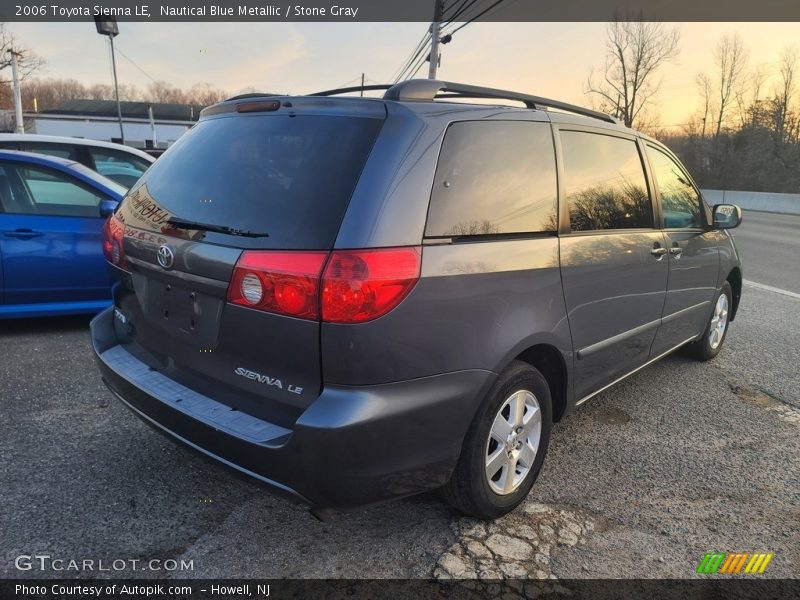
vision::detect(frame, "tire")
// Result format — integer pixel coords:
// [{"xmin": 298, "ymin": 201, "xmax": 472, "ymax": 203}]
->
[
  {"xmin": 443, "ymin": 360, "xmax": 552, "ymax": 519},
  {"xmin": 683, "ymin": 281, "xmax": 733, "ymax": 361}
]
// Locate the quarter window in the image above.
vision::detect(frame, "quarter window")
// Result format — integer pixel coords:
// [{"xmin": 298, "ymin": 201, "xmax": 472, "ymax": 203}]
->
[
  {"xmin": 426, "ymin": 121, "xmax": 558, "ymax": 237},
  {"xmin": 647, "ymin": 145, "xmax": 703, "ymax": 228},
  {"xmin": 560, "ymin": 131, "xmax": 653, "ymax": 231}
]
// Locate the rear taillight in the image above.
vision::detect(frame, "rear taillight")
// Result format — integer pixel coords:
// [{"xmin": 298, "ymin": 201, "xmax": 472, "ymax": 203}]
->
[
  {"xmin": 228, "ymin": 251, "xmax": 329, "ymax": 320},
  {"xmin": 321, "ymin": 248, "xmax": 421, "ymax": 324},
  {"xmin": 102, "ymin": 214, "xmax": 128, "ymax": 271},
  {"xmin": 227, "ymin": 247, "xmax": 422, "ymax": 323}
]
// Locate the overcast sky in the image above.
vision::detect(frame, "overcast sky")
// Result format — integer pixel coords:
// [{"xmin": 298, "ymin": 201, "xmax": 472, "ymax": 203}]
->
[{"xmin": 7, "ymin": 21, "xmax": 798, "ymax": 128}]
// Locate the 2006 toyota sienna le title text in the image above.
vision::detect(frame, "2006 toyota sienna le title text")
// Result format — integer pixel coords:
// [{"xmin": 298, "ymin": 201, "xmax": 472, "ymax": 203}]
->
[{"xmin": 90, "ymin": 80, "xmax": 743, "ymax": 519}]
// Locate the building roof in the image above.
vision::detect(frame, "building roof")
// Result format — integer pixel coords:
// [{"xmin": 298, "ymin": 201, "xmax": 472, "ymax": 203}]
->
[{"xmin": 42, "ymin": 99, "xmax": 204, "ymax": 122}]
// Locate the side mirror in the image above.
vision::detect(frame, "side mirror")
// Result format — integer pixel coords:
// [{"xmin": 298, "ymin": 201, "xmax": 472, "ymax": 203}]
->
[
  {"xmin": 99, "ymin": 199, "xmax": 118, "ymax": 218},
  {"xmin": 712, "ymin": 204, "xmax": 742, "ymax": 229}
]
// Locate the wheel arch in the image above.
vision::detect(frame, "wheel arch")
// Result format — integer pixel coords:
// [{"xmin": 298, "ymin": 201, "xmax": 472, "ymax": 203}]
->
[
  {"xmin": 726, "ymin": 266, "xmax": 742, "ymax": 321},
  {"xmin": 514, "ymin": 344, "xmax": 569, "ymax": 423}
]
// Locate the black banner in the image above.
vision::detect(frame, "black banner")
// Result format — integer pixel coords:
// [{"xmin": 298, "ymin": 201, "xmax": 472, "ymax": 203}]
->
[
  {"xmin": 2, "ymin": 0, "xmax": 800, "ymax": 23},
  {"xmin": 3, "ymin": 579, "xmax": 800, "ymax": 600}
]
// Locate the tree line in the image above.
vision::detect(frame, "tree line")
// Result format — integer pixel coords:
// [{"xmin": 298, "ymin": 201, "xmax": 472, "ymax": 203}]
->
[
  {"xmin": 587, "ymin": 17, "xmax": 799, "ymax": 193},
  {"xmin": 2, "ymin": 78, "xmax": 233, "ymax": 111},
  {"xmin": 0, "ymin": 24, "xmax": 241, "ymax": 113},
  {"xmin": 665, "ymin": 39, "xmax": 799, "ymax": 193}
]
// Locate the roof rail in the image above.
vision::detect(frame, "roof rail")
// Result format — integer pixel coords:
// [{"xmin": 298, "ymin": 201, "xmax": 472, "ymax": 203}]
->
[
  {"xmin": 310, "ymin": 84, "xmax": 393, "ymax": 97},
  {"xmin": 307, "ymin": 80, "xmax": 618, "ymax": 125},
  {"xmin": 385, "ymin": 79, "xmax": 618, "ymax": 124}
]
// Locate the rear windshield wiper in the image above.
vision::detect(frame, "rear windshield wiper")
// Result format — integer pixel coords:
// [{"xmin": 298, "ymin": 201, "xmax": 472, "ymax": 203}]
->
[{"xmin": 166, "ymin": 217, "xmax": 269, "ymax": 238}]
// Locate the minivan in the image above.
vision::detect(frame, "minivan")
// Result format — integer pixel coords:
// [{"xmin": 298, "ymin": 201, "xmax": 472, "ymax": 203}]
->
[{"xmin": 91, "ymin": 80, "xmax": 743, "ymax": 518}]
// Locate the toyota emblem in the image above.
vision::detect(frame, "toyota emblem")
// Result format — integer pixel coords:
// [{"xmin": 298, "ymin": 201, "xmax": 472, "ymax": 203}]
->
[{"xmin": 157, "ymin": 245, "xmax": 175, "ymax": 269}]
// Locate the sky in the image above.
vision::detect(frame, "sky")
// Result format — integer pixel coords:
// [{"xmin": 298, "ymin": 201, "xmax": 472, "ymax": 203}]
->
[{"xmin": 6, "ymin": 21, "xmax": 799, "ymax": 128}]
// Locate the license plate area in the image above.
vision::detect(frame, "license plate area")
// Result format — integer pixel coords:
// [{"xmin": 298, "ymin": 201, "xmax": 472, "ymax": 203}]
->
[{"xmin": 140, "ymin": 278, "xmax": 224, "ymax": 349}]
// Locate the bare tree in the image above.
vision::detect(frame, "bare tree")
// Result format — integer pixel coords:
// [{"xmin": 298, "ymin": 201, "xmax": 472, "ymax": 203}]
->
[
  {"xmin": 21, "ymin": 78, "xmax": 142, "ymax": 111},
  {"xmin": 0, "ymin": 23, "xmax": 44, "ymax": 111},
  {"xmin": 696, "ymin": 73, "xmax": 713, "ymax": 138},
  {"xmin": 22, "ymin": 78, "xmax": 85, "ymax": 111},
  {"xmin": 774, "ymin": 45, "xmax": 797, "ymax": 142},
  {"xmin": 0, "ymin": 24, "xmax": 44, "ymax": 81},
  {"xmin": 585, "ymin": 14, "xmax": 680, "ymax": 128},
  {"xmin": 146, "ymin": 81, "xmax": 188, "ymax": 104},
  {"xmin": 713, "ymin": 33, "xmax": 748, "ymax": 137},
  {"xmin": 185, "ymin": 82, "xmax": 228, "ymax": 105}
]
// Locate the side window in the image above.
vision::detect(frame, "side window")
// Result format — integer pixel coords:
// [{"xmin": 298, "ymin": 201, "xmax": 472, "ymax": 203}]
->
[
  {"xmin": 647, "ymin": 145, "xmax": 703, "ymax": 228},
  {"xmin": 18, "ymin": 142, "xmax": 77, "ymax": 161},
  {"xmin": 560, "ymin": 131, "xmax": 653, "ymax": 231},
  {"xmin": 425, "ymin": 121, "xmax": 558, "ymax": 237},
  {"xmin": 0, "ymin": 162, "xmax": 103, "ymax": 218},
  {"xmin": 88, "ymin": 148, "xmax": 151, "ymax": 188}
]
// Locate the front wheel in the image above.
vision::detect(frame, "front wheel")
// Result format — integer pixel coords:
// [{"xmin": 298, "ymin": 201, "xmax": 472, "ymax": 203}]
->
[
  {"xmin": 683, "ymin": 281, "xmax": 733, "ymax": 361},
  {"xmin": 442, "ymin": 361, "xmax": 552, "ymax": 519}
]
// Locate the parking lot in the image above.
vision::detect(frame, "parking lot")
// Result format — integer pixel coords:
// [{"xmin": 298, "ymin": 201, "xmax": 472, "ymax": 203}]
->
[{"xmin": 1, "ymin": 211, "xmax": 798, "ymax": 580}]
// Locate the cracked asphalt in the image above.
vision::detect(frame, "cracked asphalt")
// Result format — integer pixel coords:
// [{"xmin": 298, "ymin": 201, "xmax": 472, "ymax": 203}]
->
[{"xmin": 1, "ymin": 211, "xmax": 798, "ymax": 580}]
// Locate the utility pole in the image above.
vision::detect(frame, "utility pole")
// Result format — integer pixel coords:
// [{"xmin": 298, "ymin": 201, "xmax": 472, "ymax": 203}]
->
[
  {"xmin": 109, "ymin": 35, "xmax": 124, "ymax": 143},
  {"xmin": 360, "ymin": 72, "xmax": 365, "ymax": 96},
  {"xmin": 8, "ymin": 50, "xmax": 24, "ymax": 134},
  {"xmin": 428, "ymin": 0, "xmax": 443, "ymax": 79},
  {"xmin": 94, "ymin": 16, "xmax": 124, "ymax": 144}
]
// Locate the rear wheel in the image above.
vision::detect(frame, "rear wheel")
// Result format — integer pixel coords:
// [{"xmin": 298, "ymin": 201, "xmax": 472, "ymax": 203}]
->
[
  {"xmin": 443, "ymin": 361, "xmax": 552, "ymax": 518},
  {"xmin": 683, "ymin": 281, "xmax": 732, "ymax": 361}
]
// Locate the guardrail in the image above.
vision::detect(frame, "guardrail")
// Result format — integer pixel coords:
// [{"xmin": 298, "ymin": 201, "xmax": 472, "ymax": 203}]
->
[{"xmin": 701, "ymin": 189, "xmax": 800, "ymax": 215}]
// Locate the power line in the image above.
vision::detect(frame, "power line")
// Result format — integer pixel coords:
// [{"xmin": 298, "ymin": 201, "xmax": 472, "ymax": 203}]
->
[
  {"xmin": 407, "ymin": 52, "xmax": 430, "ymax": 79},
  {"xmin": 449, "ymin": 0, "xmax": 509, "ymax": 36},
  {"xmin": 332, "ymin": 76, "xmax": 363, "ymax": 89},
  {"xmin": 391, "ymin": 29, "xmax": 431, "ymax": 83},
  {"xmin": 113, "ymin": 44, "xmax": 158, "ymax": 83},
  {"xmin": 444, "ymin": 0, "xmax": 480, "ymax": 22},
  {"xmin": 395, "ymin": 32, "xmax": 433, "ymax": 82},
  {"xmin": 397, "ymin": 39, "xmax": 431, "ymax": 81}
]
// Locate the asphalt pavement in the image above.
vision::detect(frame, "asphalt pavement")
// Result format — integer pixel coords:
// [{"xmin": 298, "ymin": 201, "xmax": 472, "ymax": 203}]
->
[
  {"xmin": 1, "ymin": 211, "xmax": 798, "ymax": 580},
  {"xmin": 732, "ymin": 210, "xmax": 800, "ymax": 294}
]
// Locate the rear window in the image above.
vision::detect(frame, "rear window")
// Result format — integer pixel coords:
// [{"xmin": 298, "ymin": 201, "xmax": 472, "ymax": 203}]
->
[
  {"xmin": 426, "ymin": 121, "xmax": 558, "ymax": 237},
  {"xmin": 125, "ymin": 114, "xmax": 382, "ymax": 248}
]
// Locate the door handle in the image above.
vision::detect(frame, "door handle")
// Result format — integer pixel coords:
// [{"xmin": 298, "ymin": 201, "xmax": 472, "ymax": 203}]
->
[
  {"xmin": 4, "ymin": 228, "xmax": 42, "ymax": 239},
  {"xmin": 650, "ymin": 244, "xmax": 667, "ymax": 259},
  {"xmin": 669, "ymin": 245, "xmax": 683, "ymax": 258}
]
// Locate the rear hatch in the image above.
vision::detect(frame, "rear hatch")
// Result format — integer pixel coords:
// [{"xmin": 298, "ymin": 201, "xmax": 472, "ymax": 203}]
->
[{"xmin": 109, "ymin": 98, "xmax": 385, "ymax": 427}]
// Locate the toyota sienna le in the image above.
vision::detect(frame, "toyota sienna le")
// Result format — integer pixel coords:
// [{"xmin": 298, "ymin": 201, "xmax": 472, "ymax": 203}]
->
[{"xmin": 91, "ymin": 80, "xmax": 743, "ymax": 518}]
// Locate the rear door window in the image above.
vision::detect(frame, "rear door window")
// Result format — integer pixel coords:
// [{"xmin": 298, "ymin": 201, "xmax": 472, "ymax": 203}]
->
[
  {"xmin": 125, "ymin": 114, "xmax": 383, "ymax": 249},
  {"xmin": 560, "ymin": 131, "xmax": 653, "ymax": 231},
  {"xmin": 426, "ymin": 121, "xmax": 558, "ymax": 237}
]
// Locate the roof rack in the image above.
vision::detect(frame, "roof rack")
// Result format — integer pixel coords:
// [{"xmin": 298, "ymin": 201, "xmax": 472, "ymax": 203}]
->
[
  {"xmin": 310, "ymin": 84, "xmax": 393, "ymax": 97},
  {"xmin": 310, "ymin": 79, "xmax": 618, "ymax": 125},
  {"xmin": 386, "ymin": 80, "xmax": 618, "ymax": 124}
]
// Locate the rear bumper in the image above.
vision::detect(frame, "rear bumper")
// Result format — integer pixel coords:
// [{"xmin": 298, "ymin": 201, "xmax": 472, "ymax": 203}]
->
[{"xmin": 91, "ymin": 307, "xmax": 494, "ymax": 509}]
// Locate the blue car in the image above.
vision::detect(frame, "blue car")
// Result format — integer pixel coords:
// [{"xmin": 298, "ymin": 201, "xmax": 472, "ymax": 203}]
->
[{"xmin": 0, "ymin": 150, "xmax": 126, "ymax": 319}]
